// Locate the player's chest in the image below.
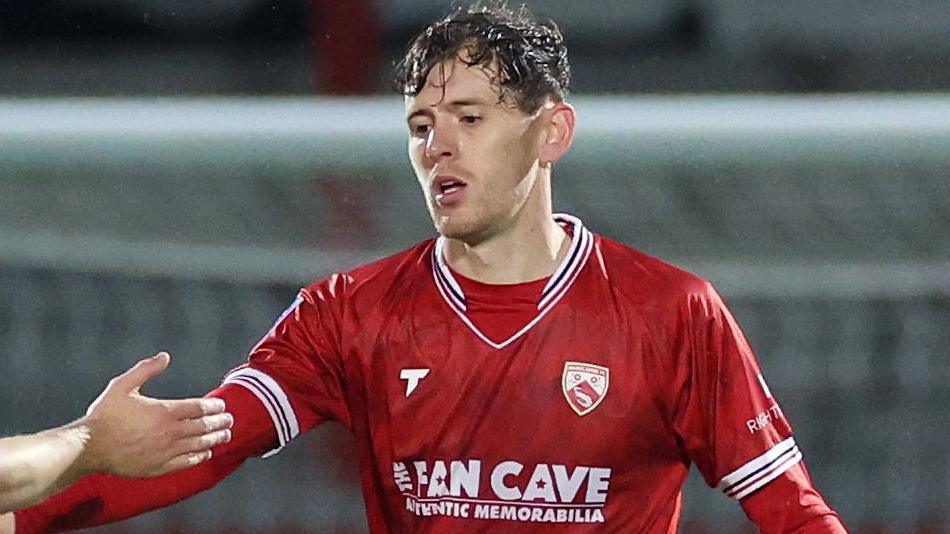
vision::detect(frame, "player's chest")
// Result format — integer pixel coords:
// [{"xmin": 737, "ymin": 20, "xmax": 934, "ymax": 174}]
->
[{"xmin": 349, "ymin": 303, "xmax": 676, "ymax": 460}]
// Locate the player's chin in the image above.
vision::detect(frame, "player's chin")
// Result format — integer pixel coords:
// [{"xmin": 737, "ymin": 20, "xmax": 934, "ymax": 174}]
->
[
  {"xmin": 435, "ymin": 218, "xmax": 493, "ymax": 246},
  {"xmin": 433, "ymin": 214, "xmax": 469, "ymax": 239},
  {"xmin": 434, "ymin": 218, "xmax": 462, "ymax": 240}
]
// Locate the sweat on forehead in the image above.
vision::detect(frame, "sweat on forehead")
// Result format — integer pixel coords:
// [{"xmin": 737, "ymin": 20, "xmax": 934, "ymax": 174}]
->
[{"xmin": 416, "ymin": 54, "xmax": 516, "ymax": 108}]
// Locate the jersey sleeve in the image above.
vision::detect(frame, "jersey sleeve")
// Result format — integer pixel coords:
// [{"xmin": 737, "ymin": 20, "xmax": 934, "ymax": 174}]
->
[
  {"xmin": 740, "ymin": 462, "xmax": 847, "ymax": 532},
  {"xmin": 672, "ymin": 281, "xmax": 801, "ymax": 501},
  {"xmin": 221, "ymin": 275, "xmax": 351, "ymax": 457},
  {"xmin": 12, "ymin": 277, "xmax": 351, "ymax": 532}
]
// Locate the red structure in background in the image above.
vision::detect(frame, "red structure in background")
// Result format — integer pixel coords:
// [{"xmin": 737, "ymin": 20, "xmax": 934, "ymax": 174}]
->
[
  {"xmin": 306, "ymin": 0, "xmax": 381, "ymax": 94},
  {"xmin": 316, "ymin": 176, "xmax": 385, "ymax": 249},
  {"xmin": 305, "ymin": 1, "xmax": 385, "ymax": 252}
]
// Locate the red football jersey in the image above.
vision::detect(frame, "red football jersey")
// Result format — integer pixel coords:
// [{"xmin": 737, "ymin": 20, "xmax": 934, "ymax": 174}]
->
[{"xmin": 223, "ymin": 214, "xmax": 800, "ymax": 532}]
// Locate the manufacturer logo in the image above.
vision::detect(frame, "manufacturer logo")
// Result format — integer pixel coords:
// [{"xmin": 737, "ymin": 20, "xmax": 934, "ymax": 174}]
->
[
  {"xmin": 562, "ymin": 362, "xmax": 609, "ymax": 416},
  {"xmin": 400, "ymin": 368, "xmax": 430, "ymax": 397}
]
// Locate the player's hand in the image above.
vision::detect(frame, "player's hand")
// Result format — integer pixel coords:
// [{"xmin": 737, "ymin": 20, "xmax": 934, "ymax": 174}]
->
[
  {"xmin": 0, "ymin": 512, "xmax": 12, "ymax": 534},
  {"xmin": 77, "ymin": 352, "xmax": 233, "ymax": 478}
]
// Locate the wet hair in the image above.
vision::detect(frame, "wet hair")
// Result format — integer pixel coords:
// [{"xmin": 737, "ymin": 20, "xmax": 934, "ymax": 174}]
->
[{"xmin": 394, "ymin": 2, "xmax": 570, "ymax": 113}]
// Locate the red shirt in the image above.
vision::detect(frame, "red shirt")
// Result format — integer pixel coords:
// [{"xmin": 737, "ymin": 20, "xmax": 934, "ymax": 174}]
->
[
  {"xmin": 15, "ymin": 214, "xmax": 843, "ymax": 533},
  {"xmin": 223, "ymin": 214, "xmax": 809, "ymax": 531}
]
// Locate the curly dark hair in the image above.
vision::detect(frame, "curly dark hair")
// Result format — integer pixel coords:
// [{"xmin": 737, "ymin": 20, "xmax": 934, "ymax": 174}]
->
[{"xmin": 394, "ymin": 2, "xmax": 570, "ymax": 113}]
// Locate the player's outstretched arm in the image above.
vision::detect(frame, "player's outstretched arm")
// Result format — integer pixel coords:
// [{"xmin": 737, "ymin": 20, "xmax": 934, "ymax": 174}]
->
[
  {"xmin": 0, "ymin": 352, "xmax": 233, "ymax": 514},
  {"xmin": 6, "ymin": 380, "xmax": 276, "ymax": 534},
  {"xmin": 6, "ymin": 291, "xmax": 329, "ymax": 533}
]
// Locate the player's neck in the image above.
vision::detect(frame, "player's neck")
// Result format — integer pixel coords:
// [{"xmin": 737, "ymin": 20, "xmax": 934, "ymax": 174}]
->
[{"xmin": 443, "ymin": 207, "xmax": 570, "ymax": 285}]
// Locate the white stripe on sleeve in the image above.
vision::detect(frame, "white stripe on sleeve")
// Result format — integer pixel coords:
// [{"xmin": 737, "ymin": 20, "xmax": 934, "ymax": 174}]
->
[
  {"xmin": 716, "ymin": 436, "xmax": 802, "ymax": 500},
  {"xmin": 223, "ymin": 367, "xmax": 301, "ymax": 458}
]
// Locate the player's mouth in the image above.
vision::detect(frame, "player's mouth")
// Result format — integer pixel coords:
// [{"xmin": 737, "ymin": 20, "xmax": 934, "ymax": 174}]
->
[{"xmin": 432, "ymin": 175, "xmax": 468, "ymax": 208}]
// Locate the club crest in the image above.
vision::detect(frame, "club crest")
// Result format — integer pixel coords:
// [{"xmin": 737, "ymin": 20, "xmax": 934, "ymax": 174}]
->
[{"xmin": 562, "ymin": 361, "xmax": 609, "ymax": 416}]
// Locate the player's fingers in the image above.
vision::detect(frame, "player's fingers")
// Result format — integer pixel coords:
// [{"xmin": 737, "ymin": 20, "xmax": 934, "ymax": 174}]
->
[
  {"xmin": 169, "ymin": 429, "xmax": 232, "ymax": 458},
  {"xmin": 175, "ymin": 413, "xmax": 234, "ymax": 439},
  {"xmin": 156, "ymin": 450, "xmax": 214, "ymax": 476},
  {"xmin": 165, "ymin": 397, "xmax": 227, "ymax": 420},
  {"xmin": 110, "ymin": 352, "xmax": 171, "ymax": 393}
]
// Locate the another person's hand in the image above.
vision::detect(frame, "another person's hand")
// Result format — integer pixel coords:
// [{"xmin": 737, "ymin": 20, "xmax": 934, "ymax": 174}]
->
[
  {"xmin": 78, "ymin": 352, "xmax": 233, "ymax": 477},
  {"xmin": 0, "ymin": 353, "xmax": 233, "ymax": 517}
]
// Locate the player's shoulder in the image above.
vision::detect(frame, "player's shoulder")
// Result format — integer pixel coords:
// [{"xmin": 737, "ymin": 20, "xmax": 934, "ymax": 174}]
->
[
  {"xmin": 593, "ymin": 234, "xmax": 715, "ymax": 302},
  {"xmin": 301, "ymin": 239, "xmax": 435, "ymax": 302}
]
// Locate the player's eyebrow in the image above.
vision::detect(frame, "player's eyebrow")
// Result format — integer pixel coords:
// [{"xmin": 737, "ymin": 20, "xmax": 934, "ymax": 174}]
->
[
  {"xmin": 443, "ymin": 98, "xmax": 489, "ymax": 109},
  {"xmin": 406, "ymin": 98, "xmax": 490, "ymax": 121}
]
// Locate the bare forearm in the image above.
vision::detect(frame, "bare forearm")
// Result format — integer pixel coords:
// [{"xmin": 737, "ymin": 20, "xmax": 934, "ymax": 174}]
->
[
  {"xmin": 0, "ymin": 353, "xmax": 235, "ymax": 519},
  {"xmin": 0, "ymin": 423, "xmax": 92, "ymax": 513},
  {"xmin": 12, "ymin": 386, "xmax": 270, "ymax": 533}
]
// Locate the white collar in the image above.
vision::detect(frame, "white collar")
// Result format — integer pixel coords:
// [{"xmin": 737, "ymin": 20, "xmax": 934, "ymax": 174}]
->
[{"xmin": 430, "ymin": 213, "xmax": 594, "ymax": 349}]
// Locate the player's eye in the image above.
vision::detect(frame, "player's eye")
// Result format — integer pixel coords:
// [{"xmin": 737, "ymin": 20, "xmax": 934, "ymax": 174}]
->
[
  {"xmin": 460, "ymin": 115, "xmax": 481, "ymax": 125},
  {"xmin": 410, "ymin": 123, "xmax": 432, "ymax": 137}
]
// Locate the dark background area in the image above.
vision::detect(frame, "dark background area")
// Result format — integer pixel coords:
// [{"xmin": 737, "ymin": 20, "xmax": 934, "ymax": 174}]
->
[{"xmin": 3, "ymin": 0, "xmax": 950, "ymax": 96}]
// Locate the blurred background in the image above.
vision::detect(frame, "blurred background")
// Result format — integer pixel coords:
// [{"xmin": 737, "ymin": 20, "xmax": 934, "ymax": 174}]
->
[{"xmin": 0, "ymin": 0, "xmax": 948, "ymax": 532}]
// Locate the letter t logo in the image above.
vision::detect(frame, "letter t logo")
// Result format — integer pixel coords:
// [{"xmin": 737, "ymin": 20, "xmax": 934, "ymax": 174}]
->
[{"xmin": 400, "ymin": 368, "xmax": 430, "ymax": 397}]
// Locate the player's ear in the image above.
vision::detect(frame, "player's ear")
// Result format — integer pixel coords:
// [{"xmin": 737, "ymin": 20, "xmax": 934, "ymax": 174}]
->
[{"xmin": 538, "ymin": 100, "xmax": 576, "ymax": 166}]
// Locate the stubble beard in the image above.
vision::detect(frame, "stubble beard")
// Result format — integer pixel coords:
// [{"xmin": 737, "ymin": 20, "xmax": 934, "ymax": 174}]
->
[{"xmin": 430, "ymin": 204, "xmax": 498, "ymax": 246}]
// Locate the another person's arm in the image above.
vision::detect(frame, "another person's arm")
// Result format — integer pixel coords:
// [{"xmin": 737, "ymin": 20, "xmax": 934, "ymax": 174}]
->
[
  {"xmin": 7, "ymin": 384, "xmax": 275, "ymax": 534},
  {"xmin": 0, "ymin": 352, "xmax": 233, "ymax": 515},
  {"xmin": 9, "ymin": 283, "xmax": 350, "ymax": 533}
]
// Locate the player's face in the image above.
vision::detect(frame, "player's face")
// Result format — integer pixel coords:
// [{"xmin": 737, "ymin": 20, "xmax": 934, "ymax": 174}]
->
[{"xmin": 405, "ymin": 57, "xmax": 546, "ymax": 244}]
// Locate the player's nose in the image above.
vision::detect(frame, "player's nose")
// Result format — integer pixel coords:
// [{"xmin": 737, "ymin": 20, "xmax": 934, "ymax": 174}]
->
[{"xmin": 424, "ymin": 124, "xmax": 457, "ymax": 162}]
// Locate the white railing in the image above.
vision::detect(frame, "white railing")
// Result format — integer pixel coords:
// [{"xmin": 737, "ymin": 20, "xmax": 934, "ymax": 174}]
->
[
  {"xmin": 5, "ymin": 95, "xmax": 950, "ymax": 168},
  {"xmin": 1, "ymin": 96, "xmax": 948, "ymax": 297}
]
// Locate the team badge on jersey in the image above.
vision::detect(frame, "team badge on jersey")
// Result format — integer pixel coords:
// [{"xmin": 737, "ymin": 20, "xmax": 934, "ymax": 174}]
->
[{"xmin": 562, "ymin": 362, "xmax": 609, "ymax": 416}]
